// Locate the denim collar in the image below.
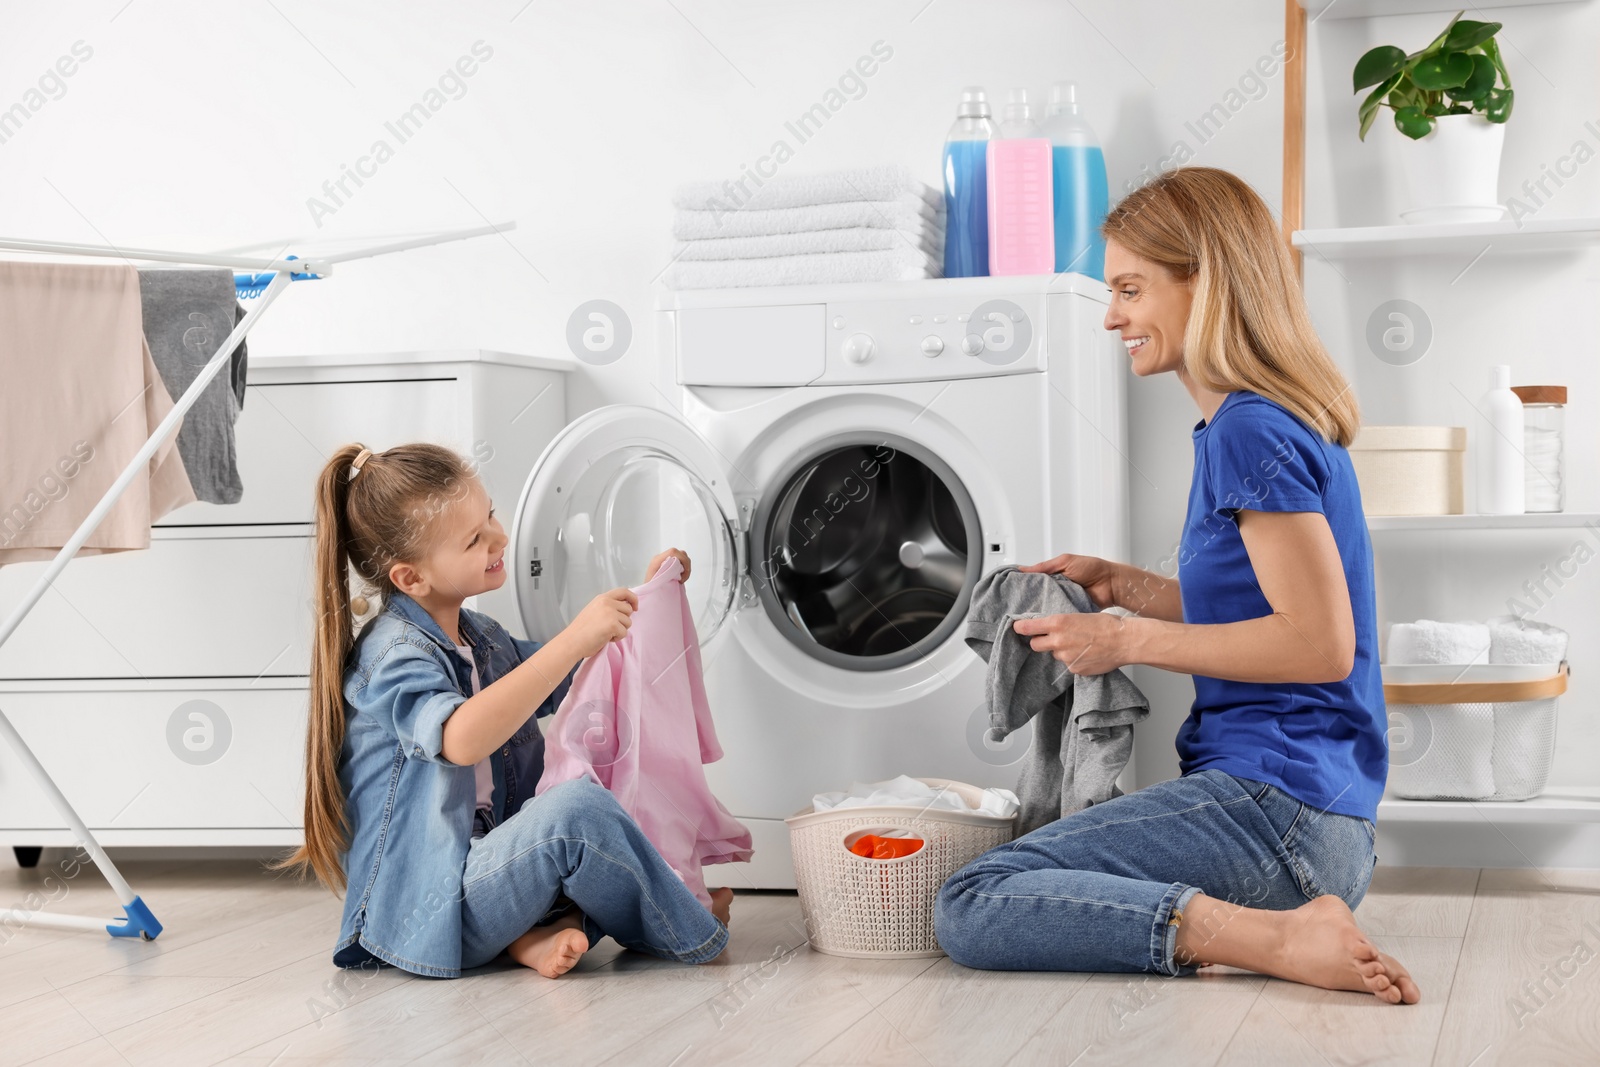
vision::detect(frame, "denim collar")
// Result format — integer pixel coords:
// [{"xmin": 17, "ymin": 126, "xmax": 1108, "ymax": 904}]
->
[{"xmin": 381, "ymin": 590, "xmax": 500, "ymax": 657}]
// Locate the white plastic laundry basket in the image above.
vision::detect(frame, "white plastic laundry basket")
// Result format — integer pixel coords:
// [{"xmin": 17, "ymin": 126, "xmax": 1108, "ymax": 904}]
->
[
  {"xmin": 784, "ymin": 778, "xmax": 1017, "ymax": 959},
  {"xmin": 1384, "ymin": 663, "xmax": 1568, "ymax": 801}
]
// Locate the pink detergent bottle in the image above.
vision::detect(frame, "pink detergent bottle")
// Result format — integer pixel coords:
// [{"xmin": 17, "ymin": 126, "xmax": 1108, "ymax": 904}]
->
[{"xmin": 986, "ymin": 88, "xmax": 1055, "ymax": 276}]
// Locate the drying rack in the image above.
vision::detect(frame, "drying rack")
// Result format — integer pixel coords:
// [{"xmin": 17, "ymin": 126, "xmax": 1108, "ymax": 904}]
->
[{"xmin": 0, "ymin": 221, "xmax": 515, "ymax": 939}]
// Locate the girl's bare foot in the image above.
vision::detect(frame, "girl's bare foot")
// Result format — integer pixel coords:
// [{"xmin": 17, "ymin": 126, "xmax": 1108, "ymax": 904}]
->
[
  {"xmin": 507, "ymin": 912, "xmax": 588, "ymax": 978},
  {"xmin": 709, "ymin": 887, "xmax": 733, "ymax": 925},
  {"xmin": 1270, "ymin": 896, "xmax": 1421, "ymax": 1005}
]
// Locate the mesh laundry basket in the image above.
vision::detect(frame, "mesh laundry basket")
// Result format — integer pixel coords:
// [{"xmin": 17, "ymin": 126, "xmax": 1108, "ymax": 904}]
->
[
  {"xmin": 1385, "ymin": 663, "xmax": 1568, "ymax": 801},
  {"xmin": 784, "ymin": 778, "xmax": 1016, "ymax": 959}
]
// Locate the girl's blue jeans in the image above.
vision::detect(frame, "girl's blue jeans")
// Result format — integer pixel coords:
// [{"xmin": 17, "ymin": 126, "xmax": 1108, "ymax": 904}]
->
[
  {"xmin": 459, "ymin": 778, "xmax": 728, "ymax": 969},
  {"xmin": 934, "ymin": 769, "xmax": 1379, "ymax": 976}
]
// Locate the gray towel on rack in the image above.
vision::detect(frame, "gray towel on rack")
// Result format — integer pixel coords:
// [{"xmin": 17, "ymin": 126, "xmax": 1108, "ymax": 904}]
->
[
  {"xmin": 138, "ymin": 269, "xmax": 246, "ymax": 504},
  {"xmin": 965, "ymin": 566, "xmax": 1150, "ymax": 834}
]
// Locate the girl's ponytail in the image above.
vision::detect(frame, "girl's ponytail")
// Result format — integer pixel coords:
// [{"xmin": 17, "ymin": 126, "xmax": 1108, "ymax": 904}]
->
[{"xmin": 277, "ymin": 443, "xmax": 365, "ymax": 890}]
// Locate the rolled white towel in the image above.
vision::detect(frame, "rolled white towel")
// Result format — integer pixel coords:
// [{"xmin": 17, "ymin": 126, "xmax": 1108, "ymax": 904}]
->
[
  {"xmin": 672, "ymin": 226, "xmax": 941, "ymax": 262},
  {"xmin": 1487, "ymin": 615, "xmax": 1568, "ymax": 665},
  {"xmin": 1386, "ymin": 619, "xmax": 1491, "ymax": 665},
  {"xmin": 664, "ymin": 247, "xmax": 940, "ymax": 290},
  {"xmin": 672, "ymin": 197, "xmax": 943, "ymax": 240},
  {"xmin": 673, "ymin": 164, "xmax": 942, "ymax": 213}
]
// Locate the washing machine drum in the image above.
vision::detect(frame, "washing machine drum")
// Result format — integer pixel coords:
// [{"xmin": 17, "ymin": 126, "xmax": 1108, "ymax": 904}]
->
[
  {"xmin": 511, "ymin": 408, "xmax": 981, "ymax": 672},
  {"xmin": 749, "ymin": 435, "xmax": 981, "ymax": 670}
]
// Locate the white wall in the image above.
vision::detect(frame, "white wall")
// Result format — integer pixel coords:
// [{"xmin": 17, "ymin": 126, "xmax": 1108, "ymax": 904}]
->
[{"xmin": 4, "ymin": 0, "xmax": 1591, "ymax": 793}]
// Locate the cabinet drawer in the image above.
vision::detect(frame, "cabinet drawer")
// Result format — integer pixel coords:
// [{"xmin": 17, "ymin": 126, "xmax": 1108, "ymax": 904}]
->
[
  {"xmin": 0, "ymin": 531, "xmax": 313, "ymax": 679},
  {"xmin": 158, "ymin": 378, "xmax": 460, "ymax": 526},
  {"xmin": 0, "ymin": 680, "xmax": 306, "ymax": 830}
]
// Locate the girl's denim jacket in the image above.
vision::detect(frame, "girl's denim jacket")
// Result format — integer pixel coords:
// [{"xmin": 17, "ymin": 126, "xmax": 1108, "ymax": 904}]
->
[{"xmin": 331, "ymin": 590, "xmax": 571, "ymax": 977}]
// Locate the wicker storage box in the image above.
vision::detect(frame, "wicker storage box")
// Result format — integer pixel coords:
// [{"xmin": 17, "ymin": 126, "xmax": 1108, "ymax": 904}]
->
[{"xmin": 784, "ymin": 778, "xmax": 1016, "ymax": 958}]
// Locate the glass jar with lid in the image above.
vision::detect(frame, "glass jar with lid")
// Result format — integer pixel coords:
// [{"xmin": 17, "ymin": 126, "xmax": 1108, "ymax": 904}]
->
[{"xmin": 1510, "ymin": 385, "xmax": 1566, "ymax": 513}]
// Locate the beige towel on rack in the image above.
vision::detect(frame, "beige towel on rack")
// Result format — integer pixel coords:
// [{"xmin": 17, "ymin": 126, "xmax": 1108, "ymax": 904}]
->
[{"xmin": 0, "ymin": 262, "xmax": 196, "ymax": 566}]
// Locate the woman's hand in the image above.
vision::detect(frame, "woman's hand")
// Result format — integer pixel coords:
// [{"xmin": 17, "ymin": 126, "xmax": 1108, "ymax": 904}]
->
[
  {"xmin": 1011, "ymin": 612, "xmax": 1144, "ymax": 676},
  {"xmin": 645, "ymin": 547, "xmax": 692, "ymax": 583},
  {"xmin": 1017, "ymin": 553, "xmax": 1123, "ymax": 611},
  {"xmin": 566, "ymin": 588, "xmax": 639, "ymax": 658}
]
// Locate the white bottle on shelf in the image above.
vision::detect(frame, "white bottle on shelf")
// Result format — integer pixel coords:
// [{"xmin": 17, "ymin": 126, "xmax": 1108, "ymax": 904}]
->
[{"xmin": 1477, "ymin": 364, "xmax": 1526, "ymax": 515}]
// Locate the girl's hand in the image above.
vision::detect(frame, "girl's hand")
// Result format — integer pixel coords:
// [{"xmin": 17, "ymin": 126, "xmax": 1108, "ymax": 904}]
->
[
  {"xmin": 1012, "ymin": 612, "xmax": 1143, "ymax": 676},
  {"xmin": 567, "ymin": 588, "xmax": 639, "ymax": 658},
  {"xmin": 1017, "ymin": 553, "xmax": 1122, "ymax": 611},
  {"xmin": 645, "ymin": 547, "xmax": 691, "ymax": 583}
]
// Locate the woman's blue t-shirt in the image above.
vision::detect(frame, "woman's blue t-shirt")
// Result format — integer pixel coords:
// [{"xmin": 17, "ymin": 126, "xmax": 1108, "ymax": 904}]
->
[{"xmin": 1175, "ymin": 390, "xmax": 1387, "ymax": 822}]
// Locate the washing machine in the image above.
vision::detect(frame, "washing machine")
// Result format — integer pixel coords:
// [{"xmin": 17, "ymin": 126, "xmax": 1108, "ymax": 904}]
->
[{"xmin": 510, "ymin": 274, "xmax": 1129, "ymax": 887}]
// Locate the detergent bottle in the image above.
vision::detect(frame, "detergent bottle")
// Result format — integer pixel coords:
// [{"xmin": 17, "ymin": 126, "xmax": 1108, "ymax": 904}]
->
[
  {"xmin": 1041, "ymin": 81, "xmax": 1109, "ymax": 280},
  {"xmin": 986, "ymin": 88, "xmax": 1054, "ymax": 276},
  {"xmin": 941, "ymin": 86, "xmax": 997, "ymax": 278}
]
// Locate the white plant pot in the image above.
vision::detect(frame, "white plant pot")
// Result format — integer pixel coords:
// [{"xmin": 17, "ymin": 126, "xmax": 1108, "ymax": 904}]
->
[{"xmin": 1396, "ymin": 114, "xmax": 1507, "ymax": 225}]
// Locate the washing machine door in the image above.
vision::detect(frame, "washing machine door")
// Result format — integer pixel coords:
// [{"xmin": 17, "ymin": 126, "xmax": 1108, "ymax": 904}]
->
[{"xmin": 511, "ymin": 405, "xmax": 740, "ymax": 646}]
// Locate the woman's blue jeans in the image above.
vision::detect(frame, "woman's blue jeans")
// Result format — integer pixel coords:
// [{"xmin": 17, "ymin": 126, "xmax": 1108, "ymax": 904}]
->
[
  {"xmin": 934, "ymin": 769, "xmax": 1378, "ymax": 976},
  {"xmin": 459, "ymin": 778, "xmax": 728, "ymax": 970}
]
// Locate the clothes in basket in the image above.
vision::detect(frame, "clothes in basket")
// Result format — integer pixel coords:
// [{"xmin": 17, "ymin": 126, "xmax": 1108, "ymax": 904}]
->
[{"xmin": 813, "ymin": 775, "xmax": 1018, "ymax": 818}]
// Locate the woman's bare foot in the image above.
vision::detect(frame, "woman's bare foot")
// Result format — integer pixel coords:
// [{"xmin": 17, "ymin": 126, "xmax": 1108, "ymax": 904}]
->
[
  {"xmin": 507, "ymin": 912, "xmax": 588, "ymax": 978},
  {"xmin": 709, "ymin": 887, "xmax": 733, "ymax": 925},
  {"xmin": 1175, "ymin": 893, "xmax": 1420, "ymax": 1004},
  {"xmin": 1270, "ymin": 896, "xmax": 1421, "ymax": 1005}
]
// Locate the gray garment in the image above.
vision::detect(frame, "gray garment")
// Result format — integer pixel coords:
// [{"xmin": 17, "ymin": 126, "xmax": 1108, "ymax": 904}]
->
[
  {"xmin": 965, "ymin": 566, "xmax": 1150, "ymax": 834},
  {"xmin": 139, "ymin": 269, "xmax": 247, "ymax": 504},
  {"xmin": 232, "ymin": 303, "xmax": 248, "ymax": 409}
]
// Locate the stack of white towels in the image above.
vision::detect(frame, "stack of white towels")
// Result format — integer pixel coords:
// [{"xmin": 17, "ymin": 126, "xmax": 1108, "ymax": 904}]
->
[
  {"xmin": 1386, "ymin": 616, "xmax": 1568, "ymax": 800},
  {"xmin": 666, "ymin": 165, "xmax": 945, "ymax": 289}
]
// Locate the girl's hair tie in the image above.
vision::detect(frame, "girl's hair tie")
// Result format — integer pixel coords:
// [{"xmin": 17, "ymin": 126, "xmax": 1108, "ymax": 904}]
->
[{"xmin": 349, "ymin": 448, "xmax": 374, "ymax": 480}]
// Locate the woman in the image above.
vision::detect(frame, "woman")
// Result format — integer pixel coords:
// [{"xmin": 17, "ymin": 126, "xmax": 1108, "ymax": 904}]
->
[{"xmin": 934, "ymin": 167, "xmax": 1418, "ymax": 1005}]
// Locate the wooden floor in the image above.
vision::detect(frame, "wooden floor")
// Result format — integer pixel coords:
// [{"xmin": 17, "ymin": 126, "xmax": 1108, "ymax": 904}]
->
[{"xmin": 1, "ymin": 858, "xmax": 1598, "ymax": 1066}]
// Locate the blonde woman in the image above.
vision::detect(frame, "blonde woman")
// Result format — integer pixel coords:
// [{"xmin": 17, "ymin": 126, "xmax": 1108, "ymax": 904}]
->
[{"xmin": 936, "ymin": 167, "xmax": 1418, "ymax": 1005}]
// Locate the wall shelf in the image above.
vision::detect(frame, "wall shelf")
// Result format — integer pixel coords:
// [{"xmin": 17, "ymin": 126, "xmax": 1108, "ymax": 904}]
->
[
  {"xmin": 1294, "ymin": 217, "xmax": 1600, "ymax": 260},
  {"xmin": 1297, "ymin": 0, "xmax": 1589, "ymax": 19},
  {"xmin": 1379, "ymin": 786, "xmax": 1600, "ymax": 824},
  {"xmin": 1367, "ymin": 512, "xmax": 1600, "ymax": 531}
]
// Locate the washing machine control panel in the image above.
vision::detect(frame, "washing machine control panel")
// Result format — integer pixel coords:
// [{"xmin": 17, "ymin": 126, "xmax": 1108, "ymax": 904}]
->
[{"xmin": 822, "ymin": 292, "xmax": 1046, "ymax": 383}]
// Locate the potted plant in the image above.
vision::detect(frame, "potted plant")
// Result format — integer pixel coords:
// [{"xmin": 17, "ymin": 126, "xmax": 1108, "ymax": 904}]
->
[{"xmin": 1353, "ymin": 11, "xmax": 1513, "ymax": 224}]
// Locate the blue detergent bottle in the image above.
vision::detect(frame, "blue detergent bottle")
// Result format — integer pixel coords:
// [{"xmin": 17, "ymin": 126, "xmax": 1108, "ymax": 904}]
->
[
  {"xmin": 942, "ymin": 86, "xmax": 998, "ymax": 278},
  {"xmin": 1041, "ymin": 82, "xmax": 1109, "ymax": 280}
]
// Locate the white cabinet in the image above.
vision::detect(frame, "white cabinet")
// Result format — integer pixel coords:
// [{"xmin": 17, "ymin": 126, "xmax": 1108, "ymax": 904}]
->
[
  {"xmin": 0, "ymin": 527, "xmax": 314, "ymax": 680},
  {"xmin": 0, "ymin": 349, "xmax": 571, "ymax": 847},
  {"xmin": 0, "ymin": 679, "xmax": 307, "ymax": 839}
]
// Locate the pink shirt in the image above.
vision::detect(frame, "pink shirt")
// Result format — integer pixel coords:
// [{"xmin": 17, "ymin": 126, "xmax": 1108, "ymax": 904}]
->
[{"xmin": 536, "ymin": 556, "xmax": 752, "ymax": 905}]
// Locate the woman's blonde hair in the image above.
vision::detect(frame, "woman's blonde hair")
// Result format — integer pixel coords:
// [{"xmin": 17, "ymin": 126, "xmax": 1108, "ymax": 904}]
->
[
  {"xmin": 275, "ymin": 442, "xmax": 474, "ymax": 890},
  {"xmin": 1101, "ymin": 166, "xmax": 1360, "ymax": 446}
]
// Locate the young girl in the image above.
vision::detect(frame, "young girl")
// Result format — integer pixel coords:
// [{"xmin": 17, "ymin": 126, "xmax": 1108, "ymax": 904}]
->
[{"xmin": 278, "ymin": 442, "xmax": 732, "ymax": 979}]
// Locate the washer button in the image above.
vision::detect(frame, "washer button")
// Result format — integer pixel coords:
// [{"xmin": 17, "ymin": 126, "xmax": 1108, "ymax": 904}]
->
[
  {"xmin": 842, "ymin": 333, "xmax": 875, "ymax": 364},
  {"xmin": 920, "ymin": 335, "xmax": 944, "ymax": 357},
  {"xmin": 960, "ymin": 334, "xmax": 984, "ymax": 356},
  {"xmin": 831, "ymin": 316, "xmax": 846, "ymax": 330}
]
